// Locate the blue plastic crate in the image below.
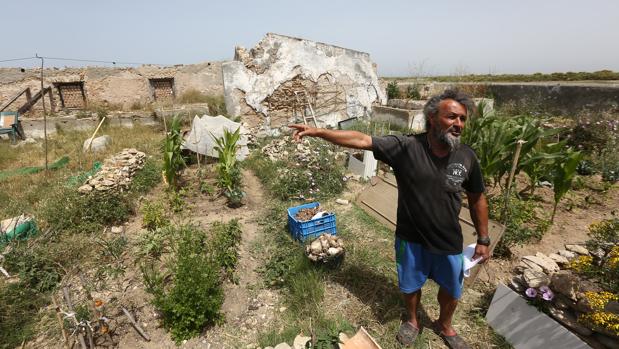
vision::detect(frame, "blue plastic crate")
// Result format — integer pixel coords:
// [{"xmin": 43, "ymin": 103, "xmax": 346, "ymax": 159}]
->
[{"xmin": 287, "ymin": 202, "xmax": 337, "ymax": 242}]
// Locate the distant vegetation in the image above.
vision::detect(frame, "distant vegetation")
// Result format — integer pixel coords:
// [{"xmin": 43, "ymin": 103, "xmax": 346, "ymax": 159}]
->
[{"xmin": 388, "ymin": 70, "xmax": 619, "ymax": 82}]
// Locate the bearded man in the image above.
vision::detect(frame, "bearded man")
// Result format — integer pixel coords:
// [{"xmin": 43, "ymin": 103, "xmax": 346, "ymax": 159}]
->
[{"xmin": 289, "ymin": 89, "xmax": 490, "ymax": 349}]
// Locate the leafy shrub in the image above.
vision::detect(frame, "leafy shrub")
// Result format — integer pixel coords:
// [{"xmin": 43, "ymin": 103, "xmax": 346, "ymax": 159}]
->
[
  {"xmin": 386, "ymin": 81, "xmax": 400, "ymax": 99},
  {"xmin": 40, "ymin": 188, "xmax": 132, "ymax": 235},
  {"xmin": 585, "ymin": 219, "xmax": 619, "ymax": 293},
  {"xmin": 210, "ymin": 220, "xmax": 242, "ymax": 281},
  {"xmin": 551, "ymin": 149, "xmax": 582, "ymax": 222},
  {"xmin": 4, "ymin": 246, "xmax": 61, "ymax": 292},
  {"xmin": 0, "ymin": 283, "xmax": 47, "ymax": 348},
  {"xmin": 405, "ymin": 84, "xmax": 421, "ymax": 99},
  {"xmin": 142, "ymin": 201, "xmax": 167, "ymax": 231},
  {"xmin": 213, "ymin": 128, "xmax": 244, "ymax": 207},
  {"xmin": 131, "ymin": 158, "xmax": 162, "ymax": 195},
  {"xmin": 142, "ymin": 221, "xmax": 243, "ymax": 343},
  {"xmin": 490, "ymin": 195, "xmax": 549, "ymax": 256},
  {"xmin": 137, "ymin": 227, "xmax": 171, "ymax": 259}
]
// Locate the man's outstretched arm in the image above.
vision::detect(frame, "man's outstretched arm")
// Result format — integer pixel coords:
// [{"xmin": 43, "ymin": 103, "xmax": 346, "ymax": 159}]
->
[{"xmin": 289, "ymin": 124, "xmax": 373, "ymax": 150}]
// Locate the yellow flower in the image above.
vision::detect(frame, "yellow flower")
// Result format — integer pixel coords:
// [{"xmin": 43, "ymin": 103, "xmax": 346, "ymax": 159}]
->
[
  {"xmin": 584, "ymin": 291, "xmax": 619, "ymax": 311},
  {"xmin": 569, "ymin": 255, "xmax": 593, "ymax": 272}
]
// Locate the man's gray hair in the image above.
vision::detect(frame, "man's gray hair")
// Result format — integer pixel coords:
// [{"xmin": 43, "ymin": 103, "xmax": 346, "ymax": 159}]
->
[{"xmin": 423, "ymin": 89, "xmax": 475, "ymax": 130}]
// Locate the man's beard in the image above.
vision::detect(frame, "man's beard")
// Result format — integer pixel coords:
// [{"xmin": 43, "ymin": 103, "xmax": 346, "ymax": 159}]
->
[{"xmin": 433, "ymin": 126, "xmax": 461, "ymax": 152}]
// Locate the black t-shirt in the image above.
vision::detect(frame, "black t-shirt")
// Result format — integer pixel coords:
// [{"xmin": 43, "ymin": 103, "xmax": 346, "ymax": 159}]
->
[{"xmin": 372, "ymin": 133, "xmax": 485, "ymax": 255}]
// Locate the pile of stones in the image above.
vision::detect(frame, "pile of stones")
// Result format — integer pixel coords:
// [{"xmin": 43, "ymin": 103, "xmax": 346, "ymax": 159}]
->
[
  {"xmin": 511, "ymin": 244, "xmax": 619, "ymax": 348},
  {"xmin": 78, "ymin": 149, "xmax": 146, "ymax": 194},
  {"xmin": 305, "ymin": 233, "xmax": 345, "ymax": 264}
]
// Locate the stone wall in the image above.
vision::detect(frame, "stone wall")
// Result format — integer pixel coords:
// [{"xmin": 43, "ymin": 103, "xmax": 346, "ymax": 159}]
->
[
  {"xmin": 394, "ymin": 81, "xmax": 619, "ymax": 116},
  {"xmin": 222, "ymin": 33, "xmax": 387, "ymax": 130},
  {"xmin": 0, "ymin": 61, "xmax": 224, "ymax": 113}
]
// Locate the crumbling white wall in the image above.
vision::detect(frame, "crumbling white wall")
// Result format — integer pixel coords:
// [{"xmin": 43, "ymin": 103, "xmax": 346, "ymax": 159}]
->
[{"xmin": 222, "ymin": 33, "xmax": 386, "ymax": 128}]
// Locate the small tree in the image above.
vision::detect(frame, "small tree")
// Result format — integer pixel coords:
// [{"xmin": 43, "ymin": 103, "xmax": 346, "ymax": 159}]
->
[
  {"xmin": 213, "ymin": 128, "xmax": 244, "ymax": 207},
  {"xmin": 386, "ymin": 81, "xmax": 400, "ymax": 99},
  {"xmin": 551, "ymin": 148, "xmax": 582, "ymax": 222},
  {"xmin": 162, "ymin": 116, "xmax": 186, "ymax": 189}
]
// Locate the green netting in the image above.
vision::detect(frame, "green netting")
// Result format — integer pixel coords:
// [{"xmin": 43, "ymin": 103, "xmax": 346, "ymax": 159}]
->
[
  {"xmin": 0, "ymin": 156, "xmax": 69, "ymax": 182},
  {"xmin": 0, "ymin": 219, "xmax": 39, "ymax": 250},
  {"xmin": 66, "ymin": 161, "xmax": 102, "ymax": 186}
]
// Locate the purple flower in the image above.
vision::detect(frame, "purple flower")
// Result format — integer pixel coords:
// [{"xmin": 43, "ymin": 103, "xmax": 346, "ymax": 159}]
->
[
  {"xmin": 525, "ymin": 288, "xmax": 537, "ymax": 298},
  {"xmin": 539, "ymin": 285, "xmax": 551, "ymax": 294},
  {"xmin": 542, "ymin": 290, "xmax": 555, "ymax": 301}
]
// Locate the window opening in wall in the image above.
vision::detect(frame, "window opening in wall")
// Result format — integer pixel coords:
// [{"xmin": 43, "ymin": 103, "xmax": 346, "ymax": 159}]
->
[
  {"xmin": 54, "ymin": 82, "xmax": 87, "ymax": 109},
  {"xmin": 149, "ymin": 78, "xmax": 175, "ymax": 101}
]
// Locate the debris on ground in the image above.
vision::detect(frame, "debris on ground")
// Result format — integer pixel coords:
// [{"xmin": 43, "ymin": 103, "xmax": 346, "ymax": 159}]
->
[
  {"xmin": 295, "ymin": 205, "xmax": 322, "ymax": 221},
  {"xmin": 78, "ymin": 148, "xmax": 146, "ymax": 193},
  {"xmin": 305, "ymin": 233, "xmax": 345, "ymax": 263},
  {"xmin": 183, "ymin": 114, "xmax": 250, "ymax": 160},
  {"xmin": 0, "ymin": 214, "xmax": 38, "ymax": 248}
]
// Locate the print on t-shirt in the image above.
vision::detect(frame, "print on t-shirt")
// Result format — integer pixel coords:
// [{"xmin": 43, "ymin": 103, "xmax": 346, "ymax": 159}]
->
[{"xmin": 445, "ymin": 162, "xmax": 468, "ymax": 192}]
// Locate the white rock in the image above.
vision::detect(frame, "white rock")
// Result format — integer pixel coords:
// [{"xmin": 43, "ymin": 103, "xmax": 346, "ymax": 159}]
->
[
  {"xmin": 273, "ymin": 343, "xmax": 291, "ymax": 349},
  {"xmin": 110, "ymin": 226, "xmax": 125, "ymax": 234},
  {"xmin": 327, "ymin": 247, "xmax": 340, "ymax": 256},
  {"xmin": 335, "ymin": 199, "xmax": 349, "ymax": 205},
  {"xmin": 523, "ymin": 269, "xmax": 550, "ymax": 288},
  {"xmin": 565, "ymin": 244, "xmax": 589, "ymax": 255},
  {"xmin": 293, "ymin": 335, "xmax": 311, "ymax": 349},
  {"xmin": 548, "ymin": 253, "xmax": 569, "ymax": 265},
  {"xmin": 83, "ymin": 135, "xmax": 111, "ymax": 153},
  {"xmin": 558, "ymin": 250, "xmax": 576, "ymax": 259}
]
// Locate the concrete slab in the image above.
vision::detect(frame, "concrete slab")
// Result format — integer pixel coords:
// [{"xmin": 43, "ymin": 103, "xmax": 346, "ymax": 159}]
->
[{"xmin": 486, "ymin": 283, "xmax": 591, "ymax": 349}]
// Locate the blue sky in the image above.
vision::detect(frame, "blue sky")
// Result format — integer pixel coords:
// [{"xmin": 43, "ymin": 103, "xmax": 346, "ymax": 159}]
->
[{"xmin": 2, "ymin": 0, "xmax": 618, "ymax": 76}]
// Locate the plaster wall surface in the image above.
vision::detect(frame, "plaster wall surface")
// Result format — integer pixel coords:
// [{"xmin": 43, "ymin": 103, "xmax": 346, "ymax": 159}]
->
[{"xmin": 222, "ymin": 33, "xmax": 386, "ymax": 128}]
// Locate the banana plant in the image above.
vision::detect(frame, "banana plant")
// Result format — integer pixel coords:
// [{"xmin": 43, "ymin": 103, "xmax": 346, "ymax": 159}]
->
[{"xmin": 551, "ymin": 148, "xmax": 583, "ymax": 222}]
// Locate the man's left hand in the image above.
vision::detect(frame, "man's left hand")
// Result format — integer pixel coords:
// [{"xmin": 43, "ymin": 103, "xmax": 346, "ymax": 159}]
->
[{"xmin": 473, "ymin": 244, "xmax": 490, "ymax": 263}]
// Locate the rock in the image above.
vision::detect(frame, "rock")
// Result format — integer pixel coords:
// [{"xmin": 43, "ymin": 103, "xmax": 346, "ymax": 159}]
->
[
  {"xmin": 593, "ymin": 333, "xmax": 619, "ymax": 349},
  {"xmin": 518, "ymin": 260, "xmax": 544, "ymax": 273},
  {"xmin": 558, "ymin": 250, "xmax": 577, "ymax": 259},
  {"xmin": 548, "ymin": 307, "xmax": 593, "ymax": 336},
  {"xmin": 565, "ymin": 244, "xmax": 589, "ymax": 255},
  {"xmin": 273, "ymin": 343, "xmax": 291, "ymax": 349},
  {"xmin": 339, "ymin": 332, "xmax": 350, "ymax": 343},
  {"xmin": 551, "ymin": 271, "xmax": 579, "ymax": 301},
  {"xmin": 549, "ymin": 253, "xmax": 569, "ymax": 266},
  {"xmin": 78, "ymin": 185, "xmax": 93, "ymax": 193},
  {"xmin": 83, "ymin": 135, "xmax": 111, "ymax": 153},
  {"xmin": 605, "ymin": 301, "xmax": 619, "ymax": 315},
  {"xmin": 523, "ymin": 269, "xmax": 550, "ymax": 288},
  {"xmin": 553, "ymin": 294, "xmax": 573, "ymax": 310},
  {"xmin": 335, "ymin": 198, "xmax": 349, "ymax": 205},
  {"xmin": 110, "ymin": 226, "xmax": 124, "ymax": 234},
  {"xmin": 293, "ymin": 335, "xmax": 311, "ymax": 349},
  {"xmin": 528, "ymin": 253, "xmax": 560, "ymax": 273},
  {"xmin": 511, "ymin": 275, "xmax": 527, "ymax": 292}
]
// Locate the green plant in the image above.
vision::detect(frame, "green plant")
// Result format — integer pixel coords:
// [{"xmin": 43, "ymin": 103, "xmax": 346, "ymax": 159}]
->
[
  {"xmin": 0, "ymin": 283, "xmax": 47, "ymax": 348},
  {"xmin": 210, "ymin": 220, "xmax": 242, "ymax": 281},
  {"xmin": 386, "ymin": 81, "xmax": 400, "ymax": 99},
  {"xmin": 405, "ymin": 84, "xmax": 421, "ymax": 99},
  {"xmin": 4, "ymin": 246, "xmax": 61, "ymax": 292},
  {"xmin": 551, "ymin": 148, "xmax": 583, "ymax": 222},
  {"xmin": 168, "ymin": 188, "xmax": 186, "ymax": 213},
  {"xmin": 162, "ymin": 116, "xmax": 186, "ymax": 189},
  {"xmin": 143, "ymin": 224, "xmax": 224, "ymax": 343},
  {"xmin": 131, "ymin": 158, "xmax": 162, "ymax": 195},
  {"xmin": 142, "ymin": 201, "xmax": 167, "ymax": 231},
  {"xmin": 137, "ymin": 227, "xmax": 170, "ymax": 259},
  {"xmin": 213, "ymin": 128, "xmax": 244, "ymax": 207}
]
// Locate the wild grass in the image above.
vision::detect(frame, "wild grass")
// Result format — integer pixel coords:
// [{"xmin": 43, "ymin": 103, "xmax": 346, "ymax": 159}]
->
[{"xmin": 177, "ymin": 89, "xmax": 227, "ymax": 116}]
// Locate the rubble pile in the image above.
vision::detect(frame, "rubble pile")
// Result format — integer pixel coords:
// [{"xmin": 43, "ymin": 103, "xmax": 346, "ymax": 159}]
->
[
  {"xmin": 78, "ymin": 149, "xmax": 146, "ymax": 194},
  {"xmin": 305, "ymin": 233, "xmax": 344, "ymax": 264},
  {"xmin": 295, "ymin": 205, "xmax": 323, "ymax": 221},
  {"xmin": 511, "ymin": 244, "xmax": 619, "ymax": 347}
]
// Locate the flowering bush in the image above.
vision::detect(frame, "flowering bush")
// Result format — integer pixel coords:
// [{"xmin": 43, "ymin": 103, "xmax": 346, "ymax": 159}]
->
[
  {"xmin": 578, "ymin": 291, "xmax": 619, "ymax": 336},
  {"xmin": 569, "ymin": 255, "xmax": 594, "ymax": 273}
]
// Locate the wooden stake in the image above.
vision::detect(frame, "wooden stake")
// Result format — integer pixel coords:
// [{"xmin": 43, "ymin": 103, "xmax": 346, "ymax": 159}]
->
[
  {"xmin": 502, "ymin": 140, "xmax": 526, "ymax": 223},
  {"xmin": 62, "ymin": 287, "xmax": 88, "ymax": 349},
  {"xmin": 122, "ymin": 307, "xmax": 151, "ymax": 342},
  {"xmin": 52, "ymin": 295, "xmax": 71, "ymax": 349},
  {"xmin": 86, "ymin": 116, "xmax": 107, "ymax": 152}
]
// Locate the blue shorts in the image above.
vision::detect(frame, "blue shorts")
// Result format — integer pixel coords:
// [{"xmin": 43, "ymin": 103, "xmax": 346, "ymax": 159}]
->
[{"xmin": 395, "ymin": 237, "xmax": 464, "ymax": 299}]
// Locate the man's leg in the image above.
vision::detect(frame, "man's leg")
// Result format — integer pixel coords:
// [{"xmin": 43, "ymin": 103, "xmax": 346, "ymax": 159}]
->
[
  {"xmin": 403, "ymin": 289, "xmax": 422, "ymax": 328},
  {"xmin": 436, "ymin": 286, "xmax": 458, "ymax": 336}
]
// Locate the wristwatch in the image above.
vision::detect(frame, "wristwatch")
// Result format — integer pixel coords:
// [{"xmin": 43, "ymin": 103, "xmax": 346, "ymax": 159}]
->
[{"xmin": 477, "ymin": 236, "xmax": 491, "ymax": 246}]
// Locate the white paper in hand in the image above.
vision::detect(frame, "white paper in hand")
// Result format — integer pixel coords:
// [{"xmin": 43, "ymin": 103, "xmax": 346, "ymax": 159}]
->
[{"xmin": 462, "ymin": 243, "xmax": 484, "ymax": 277}]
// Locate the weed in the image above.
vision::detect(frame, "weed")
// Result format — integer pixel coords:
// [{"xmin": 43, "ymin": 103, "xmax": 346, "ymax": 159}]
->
[
  {"xmin": 405, "ymin": 84, "xmax": 421, "ymax": 99},
  {"xmin": 130, "ymin": 158, "xmax": 162, "ymax": 195},
  {"xmin": 4, "ymin": 245, "xmax": 61, "ymax": 292},
  {"xmin": 210, "ymin": 220, "xmax": 242, "ymax": 281},
  {"xmin": 142, "ymin": 200, "xmax": 168, "ymax": 231},
  {"xmin": 137, "ymin": 227, "xmax": 170, "ymax": 259},
  {"xmin": 167, "ymin": 188, "xmax": 186, "ymax": 213},
  {"xmin": 0, "ymin": 283, "xmax": 47, "ymax": 348}
]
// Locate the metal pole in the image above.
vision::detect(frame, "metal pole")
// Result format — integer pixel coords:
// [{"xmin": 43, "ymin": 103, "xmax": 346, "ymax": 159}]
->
[{"xmin": 36, "ymin": 54, "xmax": 49, "ymax": 170}]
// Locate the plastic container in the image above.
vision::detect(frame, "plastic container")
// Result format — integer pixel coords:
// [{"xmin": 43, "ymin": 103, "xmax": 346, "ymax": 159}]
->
[{"xmin": 287, "ymin": 202, "xmax": 337, "ymax": 242}]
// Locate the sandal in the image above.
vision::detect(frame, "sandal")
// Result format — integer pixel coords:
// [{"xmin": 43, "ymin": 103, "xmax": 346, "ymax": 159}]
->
[
  {"xmin": 395, "ymin": 322, "xmax": 419, "ymax": 347},
  {"xmin": 432, "ymin": 322, "xmax": 470, "ymax": 349}
]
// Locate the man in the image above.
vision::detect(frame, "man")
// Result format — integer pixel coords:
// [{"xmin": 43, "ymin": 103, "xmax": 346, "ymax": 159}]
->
[{"xmin": 290, "ymin": 89, "xmax": 490, "ymax": 349}]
